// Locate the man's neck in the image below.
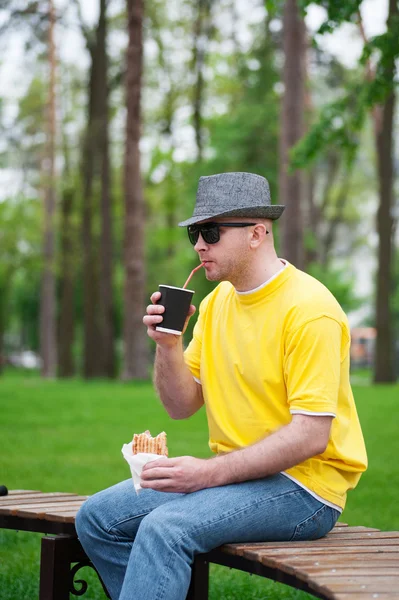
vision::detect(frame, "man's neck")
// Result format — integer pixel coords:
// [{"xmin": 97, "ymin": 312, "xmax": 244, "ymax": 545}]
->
[{"xmin": 233, "ymin": 257, "xmax": 286, "ymax": 292}]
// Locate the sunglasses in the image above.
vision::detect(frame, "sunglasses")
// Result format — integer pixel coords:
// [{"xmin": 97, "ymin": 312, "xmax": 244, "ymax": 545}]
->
[{"xmin": 187, "ymin": 222, "xmax": 257, "ymax": 245}]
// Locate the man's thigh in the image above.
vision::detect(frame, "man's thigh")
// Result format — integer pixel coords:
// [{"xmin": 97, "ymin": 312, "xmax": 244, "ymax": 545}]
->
[
  {"xmin": 80, "ymin": 479, "xmax": 184, "ymax": 539},
  {"xmin": 141, "ymin": 473, "xmax": 336, "ymax": 551}
]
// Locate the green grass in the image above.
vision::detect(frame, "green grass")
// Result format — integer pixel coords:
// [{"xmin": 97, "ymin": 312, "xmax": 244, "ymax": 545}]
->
[{"xmin": 1, "ymin": 368, "xmax": 398, "ymax": 599}]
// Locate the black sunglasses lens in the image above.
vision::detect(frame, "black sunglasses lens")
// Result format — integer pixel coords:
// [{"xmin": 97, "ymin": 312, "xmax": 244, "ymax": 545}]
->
[
  {"xmin": 188, "ymin": 227, "xmax": 199, "ymax": 245},
  {"xmin": 188, "ymin": 224, "xmax": 220, "ymax": 245},
  {"xmin": 202, "ymin": 225, "xmax": 220, "ymax": 244}
]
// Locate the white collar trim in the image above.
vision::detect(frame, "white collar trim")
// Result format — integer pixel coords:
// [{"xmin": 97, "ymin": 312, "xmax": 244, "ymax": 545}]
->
[{"xmin": 236, "ymin": 260, "xmax": 288, "ymax": 295}]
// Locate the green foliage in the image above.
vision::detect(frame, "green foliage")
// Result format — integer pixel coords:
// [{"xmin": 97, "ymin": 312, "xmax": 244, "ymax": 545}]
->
[
  {"xmin": 0, "ymin": 196, "xmax": 42, "ymax": 351},
  {"xmin": 290, "ymin": 0, "xmax": 399, "ymax": 171}
]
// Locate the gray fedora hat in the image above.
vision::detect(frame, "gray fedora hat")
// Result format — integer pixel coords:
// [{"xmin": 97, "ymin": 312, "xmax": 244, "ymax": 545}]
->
[{"xmin": 178, "ymin": 172, "xmax": 285, "ymax": 227}]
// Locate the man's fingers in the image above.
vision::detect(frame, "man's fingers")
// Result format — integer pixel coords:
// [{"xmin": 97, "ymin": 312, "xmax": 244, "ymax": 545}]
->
[
  {"xmin": 141, "ymin": 467, "xmax": 173, "ymax": 480},
  {"xmin": 151, "ymin": 291, "xmax": 162, "ymax": 304},
  {"xmin": 187, "ymin": 304, "xmax": 196, "ymax": 318},
  {"xmin": 146, "ymin": 303, "xmax": 165, "ymax": 315},
  {"xmin": 142, "ymin": 315, "xmax": 163, "ymax": 327}
]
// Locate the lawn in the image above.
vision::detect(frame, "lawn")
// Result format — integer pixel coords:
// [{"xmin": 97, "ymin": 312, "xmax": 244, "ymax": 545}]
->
[{"xmin": 1, "ymin": 368, "xmax": 398, "ymax": 599}]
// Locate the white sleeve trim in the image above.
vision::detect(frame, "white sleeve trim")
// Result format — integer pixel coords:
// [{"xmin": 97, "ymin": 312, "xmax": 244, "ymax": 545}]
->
[
  {"xmin": 290, "ymin": 410, "xmax": 336, "ymax": 418},
  {"xmin": 193, "ymin": 376, "xmax": 202, "ymax": 385}
]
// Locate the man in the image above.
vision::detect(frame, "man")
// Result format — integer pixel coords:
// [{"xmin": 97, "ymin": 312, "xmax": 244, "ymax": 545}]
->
[{"xmin": 76, "ymin": 172, "xmax": 367, "ymax": 600}]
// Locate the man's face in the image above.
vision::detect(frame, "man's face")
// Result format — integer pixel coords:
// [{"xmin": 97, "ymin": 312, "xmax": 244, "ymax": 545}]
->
[{"xmin": 191, "ymin": 217, "xmax": 257, "ymax": 283}]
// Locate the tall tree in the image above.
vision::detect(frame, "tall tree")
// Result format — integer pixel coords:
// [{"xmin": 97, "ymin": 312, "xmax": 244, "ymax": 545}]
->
[
  {"xmin": 97, "ymin": 0, "xmax": 115, "ymax": 378},
  {"xmin": 372, "ymin": 0, "xmax": 397, "ymax": 382},
  {"xmin": 192, "ymin": 0, "xmax": 212, "ymax": 162},
  {"xmin": 279, "ymin": 0, "xmax": 306, "ymax": 269},
  {"xmin": 291, "ymin": 0, "xmax": 399, "ymax": 382},
  {"xmin": 122, "ymin": 0, "xmax": 148, "ymax": 380},
  {"xmin": 40, "ymin": 0, "xmax": 57, "ymax": 377},
  {"xmin": 76, "ymin": 0, "xmax": 116, "ymax": 378}
]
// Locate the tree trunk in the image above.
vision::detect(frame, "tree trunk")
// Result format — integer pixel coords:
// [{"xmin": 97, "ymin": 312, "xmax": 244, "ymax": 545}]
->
[
  {"xmin": 122, "ymin": 0, "xmax": 148, "ymax": 380},
  {"xmin": 373, "ymin": 0, "xmax": 397, "ymax": 382},
  {"xmin": 82, "ymin": 44, "xmax": 102, "ymax": 378},
  {"xmin": 40, "ymin": 0, "xmax": 57, "ymax": 378},
  {"xmin": 97, "ymin": 0, "xmax": 115, "ymax": 378},
  {"xmin": 81, "ymin": 0, "xmax": 115, "ymax": 379},
  {"xmin": 279, "ymin": 0, "xmax": 306, "ymax": 269},
  {"xmin": 58, "ymin": 185, "xmax": 75, "ymax": 377},
  {"xmin": 192, "ymin": 0, "xmax": 212, "ymax": 162}
]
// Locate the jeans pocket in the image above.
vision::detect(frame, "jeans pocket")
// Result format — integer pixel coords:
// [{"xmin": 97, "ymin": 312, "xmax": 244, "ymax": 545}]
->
[{"xmin": 290, "ymin": 504, "xmax": 340, "ymax": 542}]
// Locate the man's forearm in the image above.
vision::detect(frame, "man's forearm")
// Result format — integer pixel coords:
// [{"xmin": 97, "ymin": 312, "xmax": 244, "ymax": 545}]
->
[
  {"xmin": 207, "ymin": 415, "xmax": 331, "ymax": 487},
  {"xmin": 154, "ymin": 343, "xmax": 203, "ymax": 419}
]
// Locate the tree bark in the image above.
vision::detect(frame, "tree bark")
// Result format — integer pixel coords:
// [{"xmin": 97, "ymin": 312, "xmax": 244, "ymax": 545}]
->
[
  {"xmin": 279, "ymin": 0, "xmax": 306, "ymax": 269},
  {"xmin": 192, "ymin": 0, "xmax": 212, "ymax": 162},
  {"xmin": 81, "ymin": 0, "xmax": 115, "ymax": 378},
  {"xmin": 97, "ymin": 0, "xmax": 115, "ymax": 378},
  {"xmin": 373, "ymin": 2, "xmax": 397, "ymax": 382},
  {"xmin": 58, "ymin": 185, "xmax": 75, "ymax": 377},
  {"xmin": 82, "ymin": 43, "xmax": 102, "ymax": 378},
  {"xmin": 122, "ymin": 0, "xmax": 148, "ymax": 380},
  {"xmin": 40, "ymin": 0, "xmax": 57, "ymax": 378}
]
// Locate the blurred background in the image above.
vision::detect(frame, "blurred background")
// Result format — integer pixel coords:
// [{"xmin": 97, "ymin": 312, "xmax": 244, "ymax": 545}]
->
[{"xmin": 0, "ymin": 0, "xmax": 398, "ymax": 383}]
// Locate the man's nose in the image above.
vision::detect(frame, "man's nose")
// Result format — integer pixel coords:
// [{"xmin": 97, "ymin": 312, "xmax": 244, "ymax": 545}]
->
[{"xmin": 194, "ymin": 233, "xmax": 207, "ymax": 252}]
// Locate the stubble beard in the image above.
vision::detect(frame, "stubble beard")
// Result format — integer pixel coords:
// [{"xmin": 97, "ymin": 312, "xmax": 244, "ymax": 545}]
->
[{"xmin": 205, "ymin": 254, "xmax": 251, "ymax": 287}]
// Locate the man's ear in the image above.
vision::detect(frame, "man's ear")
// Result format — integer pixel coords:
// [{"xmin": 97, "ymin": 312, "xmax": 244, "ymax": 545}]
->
[{"xmin": 250, "ymin": 223, "xmax": 268, "ymax": 247}]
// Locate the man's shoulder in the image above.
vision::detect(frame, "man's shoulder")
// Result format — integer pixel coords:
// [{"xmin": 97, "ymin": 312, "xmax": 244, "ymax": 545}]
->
[
  {"xmin": 283, "ymin": 265, "xmax": 348, "ymax": 329},
  {"xmin": 199, "ymin": 282, "xmax": 233, "ymax": 311}
]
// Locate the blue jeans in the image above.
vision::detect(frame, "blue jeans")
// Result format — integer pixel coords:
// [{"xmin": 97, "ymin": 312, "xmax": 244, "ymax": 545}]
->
[{"xmin": 75, "ymin": 474, "xmax": 339, "ymax": 600}]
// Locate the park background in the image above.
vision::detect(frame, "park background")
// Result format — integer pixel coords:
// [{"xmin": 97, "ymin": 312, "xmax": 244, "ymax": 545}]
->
[{"xmin": 1, "ymin": 0, "xmax": 399, "ymax": 598}]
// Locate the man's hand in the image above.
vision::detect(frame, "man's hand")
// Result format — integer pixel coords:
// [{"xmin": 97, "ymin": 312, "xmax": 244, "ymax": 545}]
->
[
  {"xmin": 140, "ymin": 456, "xmax": 213, "ymax": 493},
  {"xmin": 143, "ymin": 291, "xmax": 196, "ymax": 347}
]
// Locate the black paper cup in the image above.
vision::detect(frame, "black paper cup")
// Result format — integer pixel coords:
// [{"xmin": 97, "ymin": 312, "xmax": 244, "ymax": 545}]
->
[{"xmin": 155, "ymin": 285, "xmax": 194, "ymax": 335}]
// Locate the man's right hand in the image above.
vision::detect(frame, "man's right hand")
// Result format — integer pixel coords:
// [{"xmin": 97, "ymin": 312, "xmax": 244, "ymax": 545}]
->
[{"xmin": 143, "ymin": 291, "xmax": 196, "ymax": 347}]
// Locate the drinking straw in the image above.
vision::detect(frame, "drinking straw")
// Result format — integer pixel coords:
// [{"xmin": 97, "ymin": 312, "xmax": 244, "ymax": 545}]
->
[{"xmin": 183, "ymin": 263, "xmax": 204, "ymax": 289}]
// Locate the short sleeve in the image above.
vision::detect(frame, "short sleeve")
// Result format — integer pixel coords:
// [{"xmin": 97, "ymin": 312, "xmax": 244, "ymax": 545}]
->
[
  {"xmin": 284, "ymin": 316, "xmax": 346, "ymax": 417},
  {"xmin": 184, "ymin": 296, "xmax": 209, "ymax": 383}
]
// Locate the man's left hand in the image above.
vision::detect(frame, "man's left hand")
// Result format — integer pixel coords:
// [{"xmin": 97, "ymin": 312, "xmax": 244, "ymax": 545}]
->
[{"xmin": 140, "ymin": 456, "xmax": 213, "ymax": 493}]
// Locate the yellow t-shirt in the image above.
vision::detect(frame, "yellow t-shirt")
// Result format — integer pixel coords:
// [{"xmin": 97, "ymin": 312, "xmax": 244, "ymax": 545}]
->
[{"xmin": 184, "ymin": 262, "xmax": 367, "ymax": 510}]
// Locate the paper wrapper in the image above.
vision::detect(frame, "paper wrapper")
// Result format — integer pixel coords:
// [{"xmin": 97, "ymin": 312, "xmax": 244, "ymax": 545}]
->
[{"xmin": 122, "ymin": 442, "xmax": 167, "ymax": 493}]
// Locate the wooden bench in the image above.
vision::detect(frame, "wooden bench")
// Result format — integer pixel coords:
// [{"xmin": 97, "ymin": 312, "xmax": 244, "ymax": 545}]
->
[{"xmin": 1, "ymin": 490, "xmax": 399, "ymax": 599}]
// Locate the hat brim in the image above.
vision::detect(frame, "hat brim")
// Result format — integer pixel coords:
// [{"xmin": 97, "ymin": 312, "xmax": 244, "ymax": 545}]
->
[{"xmin": 178, "ymin": 205, "xmax": 285, "ymax": 227}]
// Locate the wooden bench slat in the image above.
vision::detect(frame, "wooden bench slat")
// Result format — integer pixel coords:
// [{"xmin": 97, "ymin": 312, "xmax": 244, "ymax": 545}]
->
[
  {"xmin": 236, "ymin": 538, "xmax": 399, "ymax": 553},
  {"xmin": 328, "ymin": 527, "xmax": 380, "ymax": 534},
  {"xmin": 13, "ymin": 502, "xmax": 86, "ymax": 519},
  {"xmin": 333, "ymin": 594, "xmax": 398, "ymax": 599},
  {"xmin": 275, "ymin": 555, "xmax": 399, "ymax": 569},
  {"xmin": 222, "ymin": 537, "xmax": 399, "ymax": 559},
  {"xmin": 303, "ymin": 568, "xmax": 399, "ymax": 577},
  {"xmin": 322, "ymin": 532, "xmax": 399, "ymax": 540},
  {"xmin": 1, "ymin": 499, "xmax": 87, "ymax": 514},
  {"xmin": 241, "ymin": 546, "xmax": 399, "ymax": 566},
  {"xmin": 312, "ymin": 576, "xmax": 399, "ymax": 595},
  {"xmin": 42, "ymin": 510, "xmax": 82, "ymax": 523},
  {"xmin": 0, "ymin": 493, "xmax": 83, "ymax": 506}
]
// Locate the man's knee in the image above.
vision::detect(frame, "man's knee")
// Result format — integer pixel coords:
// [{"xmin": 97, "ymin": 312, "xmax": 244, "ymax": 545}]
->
[
  {"xmin": 136, "ymin": 504, "xmax": 195, "ymax": 555},
  {"xmin": 75, "ymin": 496, "xmax": 99, "ymax": 543}
]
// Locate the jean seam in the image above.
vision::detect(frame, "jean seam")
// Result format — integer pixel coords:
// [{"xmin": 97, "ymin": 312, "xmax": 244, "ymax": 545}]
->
[
  {"xmin": 106, "ymin": 512, "xmax": 150, "ymax": 535},
  {"xmin": 153, "ymin": 539, "xmax": 177, "ymax": 600},
  {"xmin": 290, "ymin": 503, "xmax": 332, "ymax": 541},
  {"xmin": 169, "ymin": 487, "xmax": 312, "ymax": 550}
]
